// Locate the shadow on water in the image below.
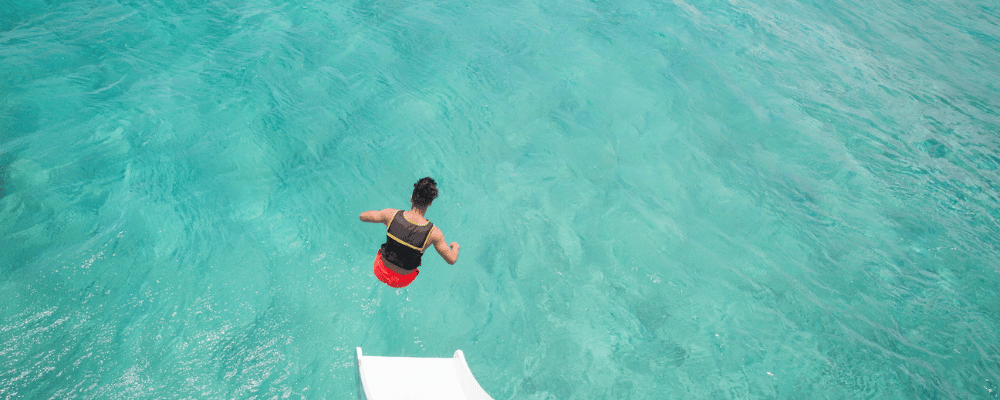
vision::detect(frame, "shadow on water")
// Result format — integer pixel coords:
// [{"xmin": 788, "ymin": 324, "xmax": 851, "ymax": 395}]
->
[{"xmin": 2, "ymin": 101, "xmax": 40, "ymax": 137}]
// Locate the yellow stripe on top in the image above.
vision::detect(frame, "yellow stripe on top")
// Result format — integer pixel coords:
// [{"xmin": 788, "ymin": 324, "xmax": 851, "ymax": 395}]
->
[
  {"xmin": 421, "ymin": 227, "xmax": 433, "ymax": 249},
  {"xmin": 386, "ymin": 213, "xmax": 427, "ymax": 252},
  {"xmin": 387, "ymin": 232, "xmax": 424, "ymax": 252},
  {"xmin": 403, "ymin": 213, "xmax": 430, "ymax": 226}
]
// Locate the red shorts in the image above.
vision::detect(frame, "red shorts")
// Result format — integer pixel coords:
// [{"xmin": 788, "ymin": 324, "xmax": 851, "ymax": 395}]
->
[{"xmin": 374, "ymin": 251, "xmax": 419, "ymax": 288}]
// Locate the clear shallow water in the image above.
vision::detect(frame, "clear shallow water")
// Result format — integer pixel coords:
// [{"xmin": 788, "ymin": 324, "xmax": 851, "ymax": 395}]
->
[{"xmin": 2, "ymin": 0, "xmax": 999, "ymax": 398}]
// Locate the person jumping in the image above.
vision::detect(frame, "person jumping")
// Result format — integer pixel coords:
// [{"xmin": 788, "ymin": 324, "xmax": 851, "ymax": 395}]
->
[{"xmin": 359, "ymin": 177, "xmax": 460, "ymax": 288}]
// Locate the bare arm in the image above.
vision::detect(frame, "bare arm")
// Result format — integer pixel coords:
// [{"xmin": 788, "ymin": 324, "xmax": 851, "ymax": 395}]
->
[
  {"xmin": 359, "ymin": 208, "xmax": 396, "ymax": 225},
  {"xmin": 429, "ymin": 227, "xmax": 459, "ymax": 265}
]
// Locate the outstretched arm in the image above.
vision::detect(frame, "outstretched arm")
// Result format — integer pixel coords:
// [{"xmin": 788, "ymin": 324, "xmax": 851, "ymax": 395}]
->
[
  {"xmin": 429, "ymin": 227, "xmax": 459, "ymax": 265},
  {"xmin": 359, "ymin": 208, "xmax": 396, "ymax": 225}
]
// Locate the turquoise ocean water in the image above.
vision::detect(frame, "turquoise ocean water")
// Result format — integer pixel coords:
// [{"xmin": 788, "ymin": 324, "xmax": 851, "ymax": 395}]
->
[{"xmin": 2, "ymin": 0, "xmax": 999, "ymax": 398}]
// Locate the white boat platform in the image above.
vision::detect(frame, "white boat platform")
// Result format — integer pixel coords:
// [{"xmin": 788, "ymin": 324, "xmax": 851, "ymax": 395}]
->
[{"xmin": 355, "ymin": 347, "xmax": 494, "ymax": 400}]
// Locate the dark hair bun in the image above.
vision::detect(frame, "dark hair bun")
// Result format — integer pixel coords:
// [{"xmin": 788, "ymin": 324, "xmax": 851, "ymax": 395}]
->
[{"xmin": 412, "ymin": 177, "xmax": 438, "ymax": 207}]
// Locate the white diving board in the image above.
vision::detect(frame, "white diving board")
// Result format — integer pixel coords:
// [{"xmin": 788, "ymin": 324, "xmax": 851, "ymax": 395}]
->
[{"xmin": 356, "ymin": 347, "xmax": 494, "ymax": 400}]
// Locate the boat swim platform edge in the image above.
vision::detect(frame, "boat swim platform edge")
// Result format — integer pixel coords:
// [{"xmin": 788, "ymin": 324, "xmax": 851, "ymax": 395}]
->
[{"xmin": 356, "ymin": 347, "xmax": 494, "ymax": 400}]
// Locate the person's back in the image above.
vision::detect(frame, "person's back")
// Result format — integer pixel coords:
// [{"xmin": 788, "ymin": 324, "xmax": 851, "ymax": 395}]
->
[{"xmin": 359, "ymin": 177, "xmax": 459, "ymax": 288}]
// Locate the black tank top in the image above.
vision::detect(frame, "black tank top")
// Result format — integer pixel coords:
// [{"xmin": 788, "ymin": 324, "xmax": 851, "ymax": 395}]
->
[{"xmin": 380, "ymin": 210, "xmax": 434, "ymax": 270}]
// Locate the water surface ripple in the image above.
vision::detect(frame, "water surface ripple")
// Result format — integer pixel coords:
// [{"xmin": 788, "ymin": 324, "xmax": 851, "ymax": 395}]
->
[{"xmin": 2, "ymin": 0, "xmax": 999, "ymax": 398}]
